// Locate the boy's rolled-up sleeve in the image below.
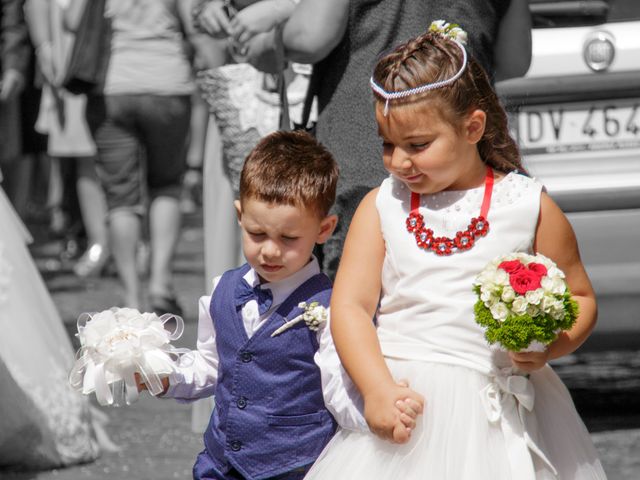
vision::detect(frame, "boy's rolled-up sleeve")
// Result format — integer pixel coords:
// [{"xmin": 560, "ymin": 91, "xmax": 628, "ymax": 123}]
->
[{"xmin": 314, "ymin": 310, "xmax": 368, "ymax": 432}]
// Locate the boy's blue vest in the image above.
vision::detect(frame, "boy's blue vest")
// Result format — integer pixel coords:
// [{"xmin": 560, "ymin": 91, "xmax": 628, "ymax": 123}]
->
[{"xmin": 203, "ymin": 264, "xmax": 337, "ymax": 480}]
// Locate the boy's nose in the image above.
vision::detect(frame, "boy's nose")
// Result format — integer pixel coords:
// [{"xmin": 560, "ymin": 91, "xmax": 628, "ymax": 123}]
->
[{"xmin": 261, "ymin": 240, "xmax": 281, "ymax": 259}]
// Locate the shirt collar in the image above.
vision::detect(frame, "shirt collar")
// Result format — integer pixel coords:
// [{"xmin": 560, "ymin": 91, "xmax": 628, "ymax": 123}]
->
[{"xmin": 243, "ymin": 256, "xmax": 320, "ymax": 309}]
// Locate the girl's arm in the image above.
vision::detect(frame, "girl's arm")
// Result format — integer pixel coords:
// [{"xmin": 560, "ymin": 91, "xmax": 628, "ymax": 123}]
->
[
  {"xmin": 331, "ymin": 189, "xmax": 424, "ymax": 443},
  {"xmin": 510, "ymin": 192, "xmax": 598, "ymax": 371},
  {"xmin": 282, "ymin": 0, "xmax": 348, "ymax": 64}
]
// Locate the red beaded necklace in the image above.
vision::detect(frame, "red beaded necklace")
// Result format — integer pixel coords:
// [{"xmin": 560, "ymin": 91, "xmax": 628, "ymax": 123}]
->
[{"xmin": 405, "ymin": 166, "xmax": 494, "ymax": 256}]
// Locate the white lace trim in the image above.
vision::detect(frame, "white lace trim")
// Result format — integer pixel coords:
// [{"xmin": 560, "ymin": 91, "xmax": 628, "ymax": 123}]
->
[
  {"xmin": 9, "ymin": 360, "xmax": 100, "ymax": 466},
  {"xmin": 392, "ymin": 172, "xmax": 540, "ymax": 216},
  {"xmin": 0, "ymin": 241, "xmax": 12, "ymax": 306}
]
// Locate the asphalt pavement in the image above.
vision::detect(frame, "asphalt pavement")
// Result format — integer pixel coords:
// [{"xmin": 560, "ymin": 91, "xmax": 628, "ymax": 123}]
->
[{"xmin": 1, "ymin": 209, "xmax": 639, "ymax": 480}]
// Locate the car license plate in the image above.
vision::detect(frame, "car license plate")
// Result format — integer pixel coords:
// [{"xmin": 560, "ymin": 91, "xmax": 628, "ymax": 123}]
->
[{"xmin": 517, "ymin": 99, "xmax": 640, "ymax": 155}]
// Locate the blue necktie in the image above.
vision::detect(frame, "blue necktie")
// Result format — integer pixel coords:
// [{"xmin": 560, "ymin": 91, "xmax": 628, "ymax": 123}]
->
[{"xmin": 235, "ymin": 279, "xmax": 273, "ymax": 316}]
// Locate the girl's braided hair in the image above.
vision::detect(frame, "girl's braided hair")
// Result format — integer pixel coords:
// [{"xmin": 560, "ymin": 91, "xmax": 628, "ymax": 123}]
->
[{"xmin": 372, "ymin": 30, "xmax": 526, "ymax": 175}]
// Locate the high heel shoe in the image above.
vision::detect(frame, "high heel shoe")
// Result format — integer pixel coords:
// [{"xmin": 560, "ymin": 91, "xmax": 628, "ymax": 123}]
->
[{"xmin": 73, "ymin": 243, "xmax": 110, "ymax": 278}]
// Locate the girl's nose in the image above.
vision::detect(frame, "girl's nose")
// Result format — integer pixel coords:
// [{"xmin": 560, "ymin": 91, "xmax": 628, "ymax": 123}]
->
[{"xmin": 391, "ymin": 147, "xmax": 412, "ymax": 171}]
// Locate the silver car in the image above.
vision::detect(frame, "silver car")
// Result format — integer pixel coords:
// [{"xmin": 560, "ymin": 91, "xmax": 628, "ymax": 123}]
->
[{"xmin": 498, "ymin": 0, "xmax": 640, "ymax": 334}]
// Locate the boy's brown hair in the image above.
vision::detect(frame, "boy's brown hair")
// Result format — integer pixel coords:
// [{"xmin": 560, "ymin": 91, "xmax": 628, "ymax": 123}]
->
[{"xmin": 239, "ymin": 130, "xmax": 339, "ymax": 218}]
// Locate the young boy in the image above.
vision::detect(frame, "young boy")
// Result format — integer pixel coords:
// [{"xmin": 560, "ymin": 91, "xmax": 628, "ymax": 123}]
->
[
  {"xmin": 143, "ymin": 130, "xmax": 416, "ymax": 479},
  {"xmin": 158, "ymin": 130, "xmax": 341, "ymax": 480}
]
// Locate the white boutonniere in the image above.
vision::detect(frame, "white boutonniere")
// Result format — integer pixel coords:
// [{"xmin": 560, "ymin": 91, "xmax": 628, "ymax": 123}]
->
[{"xmin": 271, "ymin": 301, "xmax": 328, "ymax": 337}]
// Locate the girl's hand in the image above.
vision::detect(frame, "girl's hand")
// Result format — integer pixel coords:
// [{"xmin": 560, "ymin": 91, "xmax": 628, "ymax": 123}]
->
[
  {"xmin": 363, "ymin": 381, "xmax": 424, "ymax": 444},
  {"xmin": 508, "ymin": 349, "xmax": 550, "ymax": 373}
]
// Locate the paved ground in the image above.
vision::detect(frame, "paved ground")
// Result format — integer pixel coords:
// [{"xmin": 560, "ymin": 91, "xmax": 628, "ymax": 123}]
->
[{"xmin": 1, "ymin": 209, "xmax": 639, "ymax": 479}]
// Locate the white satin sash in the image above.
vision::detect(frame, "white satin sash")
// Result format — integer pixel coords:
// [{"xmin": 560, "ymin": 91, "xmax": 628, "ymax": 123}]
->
[{"xmin": 480, "ymin": 368, "xmax": 557, "ymax": 479}]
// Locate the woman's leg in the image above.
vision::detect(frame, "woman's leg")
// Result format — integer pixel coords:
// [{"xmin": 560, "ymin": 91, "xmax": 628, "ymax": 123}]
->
[
  {"xmin": 137, "ymin": 94, "xmax": 191, "ymax": 313},
  {"xmin": 148, "ymin": 195, "xmax": 181, "ymax": 299},
  {"xmin": 86, "ymin": 94, "xmax": 145, "ymax": 308},
  {"xmin": 74, "ymin": 156, "xmax": 110, "ymax": 277},
  {"xmin": 109, "ymin": 209, "xmax": 142, "ymax": 308},
  {"xmin": 76, "ymin": 156, "xmax": 108, "ymax": 248}
]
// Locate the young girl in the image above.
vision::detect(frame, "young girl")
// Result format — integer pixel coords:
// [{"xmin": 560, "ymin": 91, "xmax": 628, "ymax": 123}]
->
[{"xmin": 305, "ymin": 23, "xmax": 607, "ymax": 479}]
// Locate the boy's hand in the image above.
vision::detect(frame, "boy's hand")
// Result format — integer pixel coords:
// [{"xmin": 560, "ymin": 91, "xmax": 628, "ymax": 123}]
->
[
  {"xmin": 391, "ymin": 379, "xmax": 424, "ymax": 443},
  {"xmin": 363, "ymin": 381, "xmax": 424, "ymax": 444},
  {"xmin": 508, "ymin": 349, "xmax": 550, "ymax": 373},
  {"xmin": 135, "ymin": 373, "xmax": 170, "ymax": 394}
]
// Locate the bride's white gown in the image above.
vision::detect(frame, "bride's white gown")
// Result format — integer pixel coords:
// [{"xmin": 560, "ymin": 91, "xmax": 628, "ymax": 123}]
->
[{"xmin": 0, "ymin": 187, "xmax": 100, "ymax": 469}]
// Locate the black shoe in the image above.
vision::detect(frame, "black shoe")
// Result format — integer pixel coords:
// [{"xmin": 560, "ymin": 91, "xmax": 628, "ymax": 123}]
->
[{"xmin": 149, "ymin": 293, "xmax": 183, "ymax": 317}]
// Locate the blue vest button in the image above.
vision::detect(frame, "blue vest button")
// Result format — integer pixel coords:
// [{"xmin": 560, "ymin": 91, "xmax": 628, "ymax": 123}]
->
[
  {"xmin": 230, "ymin": 440, "xmax": 242, "ymax": 451},
  {"xmin": 237, "ymin": 396, "xmax": 247, "ymax": 409},
  {"xmin": 240, "ymin": 352, "xmax": 253, "ymax": 363}
]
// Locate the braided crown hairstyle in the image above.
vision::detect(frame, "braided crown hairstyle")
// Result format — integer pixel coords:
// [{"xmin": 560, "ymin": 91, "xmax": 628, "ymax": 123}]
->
[{"xmin": 372, "ymin": 30, "xmax": 526, "ymax": 174}]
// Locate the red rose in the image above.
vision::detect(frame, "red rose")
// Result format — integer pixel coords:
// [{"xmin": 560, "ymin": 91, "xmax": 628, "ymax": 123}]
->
[
  {"xmin": 509, "ymin": 269, "xmax": 542, "ymax": 294},
  {"xmin": 527, "ymin": 262, "xmax": 548, "ymax": 277},
  {"xmin": 499, "ymin": 260, "xmax": 525, "ymax": 274}
]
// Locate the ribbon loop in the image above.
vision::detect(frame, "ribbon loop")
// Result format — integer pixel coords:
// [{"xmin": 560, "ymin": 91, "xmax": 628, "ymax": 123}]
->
[{"xmin": 480, "ymin": 370, "xmax": 556, "ymax": 478}]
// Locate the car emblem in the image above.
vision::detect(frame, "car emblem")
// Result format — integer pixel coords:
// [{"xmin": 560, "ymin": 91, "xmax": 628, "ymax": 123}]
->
[{"xmin": 583, "ymin": 31, "xmax": 615, "ymax": 72}]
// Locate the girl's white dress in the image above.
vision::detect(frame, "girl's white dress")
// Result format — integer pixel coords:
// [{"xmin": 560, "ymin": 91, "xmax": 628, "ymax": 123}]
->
[
  {"xmin": 0, "ymin": 187, "xmax": 100, "ymax": 469},
  {"xmin": 306, "ymin": 173, "xmax": 607, "ymax": 479}
]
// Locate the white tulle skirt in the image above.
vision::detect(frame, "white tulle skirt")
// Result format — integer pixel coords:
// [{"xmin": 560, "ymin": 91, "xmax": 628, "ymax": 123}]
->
[{"xmin": 305, "ymin": 358, "xmax": 607, "ymax": 479}]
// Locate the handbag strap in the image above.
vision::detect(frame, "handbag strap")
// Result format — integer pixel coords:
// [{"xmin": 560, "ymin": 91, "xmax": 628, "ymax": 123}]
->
[
  {"xmin": 274, "ymin": 24, "xmax": 292, "ymax": 131},
  {"xmin": 297, "ymin": 67, "xmax": 316, "ymax": 131}
]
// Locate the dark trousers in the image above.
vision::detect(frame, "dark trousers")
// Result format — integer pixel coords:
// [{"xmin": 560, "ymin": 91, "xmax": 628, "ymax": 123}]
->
[{"xmin": 193, "ymin": 449, "xmax": 311, "ymax": 480}]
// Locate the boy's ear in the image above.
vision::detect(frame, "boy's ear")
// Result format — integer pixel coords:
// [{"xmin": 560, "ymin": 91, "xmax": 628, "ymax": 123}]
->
[
  {"xmin": 465, "ymin": 109, "xmax": 486, "ymax": 144},
  {"xmin": 234, "ymin": 200, "xmax": 242, "ymax": 223},
  {"xmin": 316, "ymin": 214, "xmax": 338, "ymax": 244}
]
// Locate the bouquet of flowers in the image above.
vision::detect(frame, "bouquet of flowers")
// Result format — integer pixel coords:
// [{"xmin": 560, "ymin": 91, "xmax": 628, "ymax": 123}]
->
[
  {"xmin": 473, "ymin": 252, "xmax": 579, "ymax": 352},
  {"xmin": 68, "ymin": 307, "xmax": 188, "ymax": 406}
]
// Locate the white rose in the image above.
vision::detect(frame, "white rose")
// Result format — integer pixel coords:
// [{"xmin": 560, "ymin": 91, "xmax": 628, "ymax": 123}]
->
[
  {"xmin": 541, "ymin": 276, "xmax": 567, "ymax": 295},
  {"xmin": 501, "ymin": 286, "xmax": 516, "ymax": 303},
  {"xmin": 551, "ymin": 306, "xmax": 565, "ymax": 320},
  {"xmin": 540, "ymin": 294, "xmax": 555, "ymax": 313},
  {"xmin": 512, "ymin": 296, "xmax": 528, "ymax": 314},
  {"xmin": 547, "ymin": 266, "xmax": 564, "ymax": 279},
  {"xmin": 490, "ymin": 302, "xmax": 510, "ymax": 321},
  {"xmin": 495, "ymin": 269, "xmax": 510, "ymax": 286},
  {"xmin": 526, "ymin": 304, "xmax": 540, "ymax": 317},
  {"xmin": 525, "ymin": 288, "xmax": 544, "ymax": 305}
]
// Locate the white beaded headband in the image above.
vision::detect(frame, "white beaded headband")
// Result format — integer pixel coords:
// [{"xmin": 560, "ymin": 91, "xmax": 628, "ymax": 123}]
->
[{"xmin": 370, "ymin": 21, "xmax": 469, "ymax": 116}]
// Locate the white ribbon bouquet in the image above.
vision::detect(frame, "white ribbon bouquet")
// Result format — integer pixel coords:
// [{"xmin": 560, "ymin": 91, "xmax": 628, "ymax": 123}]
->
[
  {"xmin": 473, "ymin": 252, "xmax": 578, "ymax": 352},
  {"xmin": 68, "ymin": 307, "xmax": 188, "ymax": 406}
]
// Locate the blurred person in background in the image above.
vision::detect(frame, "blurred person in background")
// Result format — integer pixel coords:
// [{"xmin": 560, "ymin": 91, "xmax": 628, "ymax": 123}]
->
[
  {"xmin": 0, "ymin": 0, "xmax": 27, "ymax": 215},
  {"xmin": 250, "ymin": 0, "xmax": 531, "ymax": 279},
  {"xmin": 190, "ymin": 1, "xmax": 305, "ymax": 433},
  {"xmin": 25, "ymin": 0, "xmax": 111, "ymax": 277},
  {"xmin": 64, "ymin": 0, "xmax": 200, "ymax": 314}
]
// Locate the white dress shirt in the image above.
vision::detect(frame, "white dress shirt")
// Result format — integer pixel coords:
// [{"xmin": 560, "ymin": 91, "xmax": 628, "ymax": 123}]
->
[{"xmin": 163, "ymin": 257, "xmax": 367, "ymax": 431}]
